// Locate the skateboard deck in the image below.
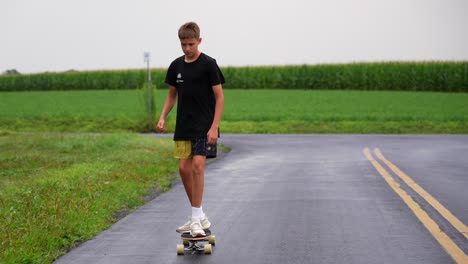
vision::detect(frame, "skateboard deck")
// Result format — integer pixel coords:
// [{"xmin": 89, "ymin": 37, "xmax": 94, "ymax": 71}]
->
[{"xmin": 177, "ymin": 229, "xmax": 216, "ymax": 255}]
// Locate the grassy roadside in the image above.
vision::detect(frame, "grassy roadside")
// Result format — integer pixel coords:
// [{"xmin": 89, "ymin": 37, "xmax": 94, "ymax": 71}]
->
[{"xmin": 0, "ymin": 133, "xmax": 179, "ymax": 263}]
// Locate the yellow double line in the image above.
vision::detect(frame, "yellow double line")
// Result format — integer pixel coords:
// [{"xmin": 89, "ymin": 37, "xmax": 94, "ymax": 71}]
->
[{"xmin": 363, "ymin": 148, "xmax": 467, "ymax": 264}]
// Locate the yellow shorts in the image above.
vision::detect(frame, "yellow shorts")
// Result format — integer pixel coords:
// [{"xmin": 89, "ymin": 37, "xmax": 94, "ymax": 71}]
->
[
  {"xmin": 174, "ymin": 139, "xmax": 218, "ymax": 159},
  {"xmin": 174, "ymin": 140, "xmax": 193, "ymax": 159}
]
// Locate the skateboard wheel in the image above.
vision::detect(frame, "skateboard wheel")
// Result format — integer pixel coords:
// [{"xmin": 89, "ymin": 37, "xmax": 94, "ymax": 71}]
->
[
  {"xmin": 176, "ymin": 244, "xmax": 184, "ymax": 255},
  {"xmin": 183, "ymin": 239, "xmax": 189, "ymax": 246},
  {"xmin": 208, "ymin": 235, "xmax": 216, "ymax": 245},
  {"xmin": 204, "ymin": 244, "xmax": 212, "ymax": 254}
]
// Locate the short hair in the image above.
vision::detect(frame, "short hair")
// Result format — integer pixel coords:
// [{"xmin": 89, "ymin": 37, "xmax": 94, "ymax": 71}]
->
[{"xmin": 178, "ymin": 22, "xmax": 200, "ymax": 39}]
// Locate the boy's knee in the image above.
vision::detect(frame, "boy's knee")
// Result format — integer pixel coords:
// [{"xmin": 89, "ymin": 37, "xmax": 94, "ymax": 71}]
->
[
  {"xmin": 192, "ymin": 164, "xmax": 203, "ymax": 175},
  {"xmin": 192, "ymin": 158, "xmax": 205, "ymax": 175},
  {"xmin": 179, "ymin": 165, "xmax": 190, "ymax": 175},
  {"xmin": 179, "ymin": 160, "xmax": 191, "ymax": 174}
]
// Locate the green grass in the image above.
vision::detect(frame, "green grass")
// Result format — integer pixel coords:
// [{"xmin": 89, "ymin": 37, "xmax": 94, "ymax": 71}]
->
[
  {"xmin": 0, "ymin": 89, "xmax": 161, "ymax": 132},
  {"xmin": 1, "ymin": 89, "xmax": 468, "ymax": 133},
  {"xmin": 222, "ymin": 89, "xmax": 468, "ymax": 133},
  {"xmin": 0, "ymin": 133, "xmax": 179, "ymax": 263}
]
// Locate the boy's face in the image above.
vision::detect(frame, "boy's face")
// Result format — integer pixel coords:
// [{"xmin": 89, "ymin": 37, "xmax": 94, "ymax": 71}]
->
[{"xmin": 180, "ymin": 38, "xmax": 202, "ymax": 61}]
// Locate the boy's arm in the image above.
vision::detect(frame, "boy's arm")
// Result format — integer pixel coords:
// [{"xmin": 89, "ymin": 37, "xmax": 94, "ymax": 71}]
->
[
  {"xmin": 156, "ymin": 86, "xmax": 177, "ymax": 132},
  {"xmin": 207, "ymin": 84, "xmax": 224, "ymax": 144}
]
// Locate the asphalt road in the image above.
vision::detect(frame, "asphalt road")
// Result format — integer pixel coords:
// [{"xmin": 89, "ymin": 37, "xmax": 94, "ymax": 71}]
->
[{"xmin": 55, "ymin": 134, "xmax": 468, "ymax": 264}]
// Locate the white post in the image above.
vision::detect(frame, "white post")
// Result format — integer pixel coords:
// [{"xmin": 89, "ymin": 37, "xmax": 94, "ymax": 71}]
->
[{"xmin": 144, "ymin": 52, "xmax": 152, "ymax": 130}]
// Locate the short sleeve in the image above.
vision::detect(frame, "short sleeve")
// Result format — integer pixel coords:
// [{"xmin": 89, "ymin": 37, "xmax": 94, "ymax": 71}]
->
[
  {"xmin": 165, "ymin": 61, "xmax": 177, "ymax": 87},
  {"xmin": 208, "ymin": 60, "xmax": 225, "ymax": 86}
]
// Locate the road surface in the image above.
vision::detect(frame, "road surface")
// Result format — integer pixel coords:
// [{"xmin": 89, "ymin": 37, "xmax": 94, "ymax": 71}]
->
[{"xmin": 55, "ymin": 134, "xmax": 468, "ymax": 264}]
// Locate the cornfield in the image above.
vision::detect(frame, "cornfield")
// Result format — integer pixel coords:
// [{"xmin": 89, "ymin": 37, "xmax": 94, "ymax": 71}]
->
[{"xmin": 1, "ymin": 61, "xmax": 467, "ymax": 92}]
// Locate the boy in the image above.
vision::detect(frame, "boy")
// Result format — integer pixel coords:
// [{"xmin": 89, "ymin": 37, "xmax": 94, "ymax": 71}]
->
[{"xmin": 156, "ymin": 22, "xmax": 225, "ymax": 237}]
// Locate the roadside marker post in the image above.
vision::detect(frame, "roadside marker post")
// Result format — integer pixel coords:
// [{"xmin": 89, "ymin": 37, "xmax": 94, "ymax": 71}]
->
[{"xmin": 144, "ymin": 52, "xmax": 152, "ymax": 130}]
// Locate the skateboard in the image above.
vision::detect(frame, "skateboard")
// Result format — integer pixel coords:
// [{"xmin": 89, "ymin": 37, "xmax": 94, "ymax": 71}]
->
[{"xmin": 176, "ymin": 229, "xmax": 216, "ymax": 255}]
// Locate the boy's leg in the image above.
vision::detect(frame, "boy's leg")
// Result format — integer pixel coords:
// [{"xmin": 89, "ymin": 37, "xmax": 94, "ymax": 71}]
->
[
  {"xmin": 178, "ymin": 158, "xmax": 193, "ymax": 205},
  {"xmin": 175, "ymin": 141, "xmax": 197, "ymax": 234},
  {"xmin": 190, "ymin": 137, "xmax": 216, "ymax": 211},
  {"xmin": 174, "ymin": 139, "xmax": 212, "ymax": 235},
  {"xmin": 177, "ymin": 156, "xmax": 205, "ymax": 208},
  {"xmin": 188, "ymin": 155, "xmax": 208, "ymax": 237},
  {"xmin": 178, "ymin": 156, "xmax": 208, "ymax": 236},
  {"xmin": 191, "ymin": 155, "xmax": 206, "ymax": 208}
]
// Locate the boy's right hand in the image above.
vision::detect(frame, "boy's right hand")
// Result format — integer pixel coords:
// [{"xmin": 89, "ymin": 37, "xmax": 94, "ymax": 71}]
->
[{"xmin": 156, "ymin": 119, "xmax": 165, "ymax": 132}]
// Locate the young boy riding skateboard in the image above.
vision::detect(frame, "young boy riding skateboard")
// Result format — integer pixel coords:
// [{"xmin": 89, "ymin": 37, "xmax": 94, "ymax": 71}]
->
[{"xmin": 156, "ymin": 22, "xmax": 225, "ymax": 237}]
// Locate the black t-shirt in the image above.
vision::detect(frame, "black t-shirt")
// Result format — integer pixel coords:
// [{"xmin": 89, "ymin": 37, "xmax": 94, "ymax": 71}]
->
[{"xmin": 165, "ymin": 53, "xmax": 225, "ymax": 140}]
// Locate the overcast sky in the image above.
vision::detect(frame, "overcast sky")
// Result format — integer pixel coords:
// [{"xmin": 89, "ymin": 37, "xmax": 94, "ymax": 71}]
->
[{"xmin": 2, "ymin": 0, "xmax": 467, "ymax": 73}]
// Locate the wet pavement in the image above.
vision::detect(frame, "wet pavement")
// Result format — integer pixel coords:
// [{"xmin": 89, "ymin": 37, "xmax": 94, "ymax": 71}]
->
[{"xmin": 55, "ymin": 134, "xmax": 468, "ymax": 264}]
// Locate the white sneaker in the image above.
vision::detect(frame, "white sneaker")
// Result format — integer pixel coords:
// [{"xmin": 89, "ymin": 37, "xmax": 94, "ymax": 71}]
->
[
  {"xmin": 176, "ymin": 216, "xmax": 211, "ymax": 233},
  {"xmin": 190, "ymin": 218, "xmax": 206, "ymax": 237},
  {"xmin": 176, "ymin": 218, "xmax": 192, "ymax": 233}
]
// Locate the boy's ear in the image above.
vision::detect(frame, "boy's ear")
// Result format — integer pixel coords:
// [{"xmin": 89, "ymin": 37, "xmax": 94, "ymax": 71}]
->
[{"xmin": 198, "ymin": 38, "xmax": 203, "ymax": 44}]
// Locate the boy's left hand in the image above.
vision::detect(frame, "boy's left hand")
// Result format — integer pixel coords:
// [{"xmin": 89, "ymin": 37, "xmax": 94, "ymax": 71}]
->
[{"xmin": 207, "ymin": 128, "xmax": 218, "ymax": 145}]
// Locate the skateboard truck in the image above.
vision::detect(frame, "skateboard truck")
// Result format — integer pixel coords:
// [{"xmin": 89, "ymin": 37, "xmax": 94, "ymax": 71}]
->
[{"xmin": 177, "ymin": 229, "xmax": 216, "ymax": 255}]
